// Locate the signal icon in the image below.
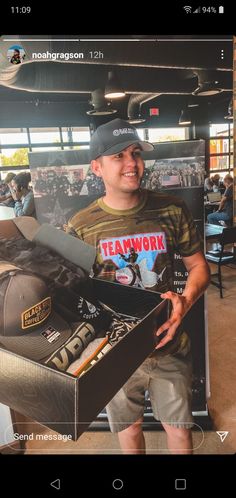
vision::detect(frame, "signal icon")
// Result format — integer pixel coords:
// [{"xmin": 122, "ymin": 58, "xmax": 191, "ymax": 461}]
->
[
  {"xmin": 193, "ymin": 7, "xmax": 201, "ymax": 13},
  {"xmin": 183, "ymin": 6, "xmax": 192, "ymax": 13}
]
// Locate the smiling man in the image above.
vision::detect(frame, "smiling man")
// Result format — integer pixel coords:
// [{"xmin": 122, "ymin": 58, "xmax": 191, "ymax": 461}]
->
[{"xmin": 66, "ymin": 118, "xmax": 210, "ymax": 454}]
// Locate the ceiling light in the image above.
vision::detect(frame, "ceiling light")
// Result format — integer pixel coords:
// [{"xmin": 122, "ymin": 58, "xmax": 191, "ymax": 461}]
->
[
  {"xmin": 86, "ymin": 88, "xmax": 117, "ymax": 116},
  {"xmin": 193, "ymin": 82, "xmax": 223, "ymax": 96},
  {"xmin": 104, "ymin": 71, "xmax": 125, "ymax": 99},
  {"xmin": 179, "ymin": 108, "xmax": 191, "ymax": 126},
  {"xmin": 224, "ymin": 98, "xmax": 233, "ymax": 120},
  {"xmin": 128, "ymin": 113, "xmax": 146, "ymax": 124},
  {"xmin": 128, "ymin": 116, "xmax": 146, "ymax": 124},
  {"xmin": 128, "ymin": 103, "xmax": 146, "ymax": 124},
  {"xmin": 192, "ymin": 71, "xmax": 223, "ymax": 96},
  {"xmin": 87, "ymin": 108, "xmax": 117, "ymax": 116}
]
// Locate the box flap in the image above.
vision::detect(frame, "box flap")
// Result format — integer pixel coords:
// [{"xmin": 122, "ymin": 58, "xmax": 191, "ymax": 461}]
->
[
  {"xmin": 33, "ymin": 223, "xmax": 96, "ymax": 273},
  {"xmin": 13, "ymin": 216, "xmax": 41, "ymax": 241},
  {"xmin": 0, "ymin": 219, "xmax": 23, "ymax": 240},
  {"xmin": 12, "ymin": 217, "xmax": 96, "ymax": 273}
]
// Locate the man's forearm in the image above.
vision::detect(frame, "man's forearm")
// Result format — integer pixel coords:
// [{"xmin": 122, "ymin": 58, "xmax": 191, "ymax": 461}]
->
[
  {"xmin": 182, "ymin": 262, "xmax": 210, "ymax": 311},
  {"xmin": 218, "ymin": 197, "xmax": 226, "ymax": 211},
  {"xmin": 157, "ymin": 254, "xmax": 210, "ymax": 347}
]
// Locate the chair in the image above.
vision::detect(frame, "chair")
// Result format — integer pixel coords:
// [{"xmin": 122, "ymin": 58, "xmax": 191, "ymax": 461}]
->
[{"xmin": 206, "ymin": 226, "xmax": 236, "ymax": 298}]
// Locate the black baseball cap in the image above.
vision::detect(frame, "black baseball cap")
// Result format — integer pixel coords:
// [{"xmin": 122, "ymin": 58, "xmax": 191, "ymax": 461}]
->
[
  {"xmin": 0, "ymin": 262, "xmax": 72, "ymax": 361},
  {"xmin": 89, "ymin": 118, "xmax": 154, "ymax": 161}
]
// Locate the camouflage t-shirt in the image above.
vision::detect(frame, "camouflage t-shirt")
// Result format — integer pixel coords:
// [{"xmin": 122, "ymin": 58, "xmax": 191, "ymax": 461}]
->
[
  {"xmin": 67, "ymin": 189, "xmax": 202, "ymax": 355},
  {"xmin": 67, "ymin": 189, "xmax": 202, "ymax": 294}
]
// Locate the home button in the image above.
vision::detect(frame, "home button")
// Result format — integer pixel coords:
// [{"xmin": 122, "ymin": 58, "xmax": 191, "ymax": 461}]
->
[{"xmin": 112, "ymin": 478, "xmax": 124, "ymax": 490}]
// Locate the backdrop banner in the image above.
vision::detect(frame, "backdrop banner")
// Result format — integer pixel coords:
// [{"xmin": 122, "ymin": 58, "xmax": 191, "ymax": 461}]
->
[{"xmin": 29, "ymin": 139, "xmax": 208, "ymax": 418}]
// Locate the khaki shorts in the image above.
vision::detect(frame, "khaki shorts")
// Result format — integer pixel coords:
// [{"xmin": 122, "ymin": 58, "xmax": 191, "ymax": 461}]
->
[{"xmin": 106, "ymin": 347, "xmax": 193, "ymax": 432}]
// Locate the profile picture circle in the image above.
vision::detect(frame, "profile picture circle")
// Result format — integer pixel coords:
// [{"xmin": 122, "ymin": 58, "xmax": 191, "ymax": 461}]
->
[{"xmin": 7, "ymin": 45, "xmax": 26, "ymax": 65}]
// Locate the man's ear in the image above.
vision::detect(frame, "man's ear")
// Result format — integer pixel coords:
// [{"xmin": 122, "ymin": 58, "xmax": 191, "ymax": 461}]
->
[{"xmin": 91, "ymin": 159, "xmax": 102, "ymax": 177}]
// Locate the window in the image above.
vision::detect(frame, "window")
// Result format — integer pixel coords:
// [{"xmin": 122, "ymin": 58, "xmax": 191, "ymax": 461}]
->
[
  {"xmin": 62, "ymin": 127, "xmax": 90, "ymax": 144},
  {"xmin": 209, "ymin": 124, "xmax": 229, "ymax": 137},
  {"xmin": 210, "ymin": 156, "xmax": 229, "ymax": 170},
  {"xmin": 0, "ymin": 128, "xmax": 29, "ymax": 166},
  {"xmin": 210, "ymin": 139, "xmax": 229, "ymax": 154},
  {"xmin": 209, "ymin": 123, "xmax": 233, "ymax": 176},
  {"xmin": 143, "ymin": 127, "xmax": 187, "ymax": 143},
  {"xmin": 29, "ymin": 128, "xmax": 61, "ymax": 146},
  {"xmin": 0, "ymin": 127, "xmax": 90, "ymax": 172},
  {"xmin": 0, "ymin": 128, "xmax": 28, "ymax": 145}
]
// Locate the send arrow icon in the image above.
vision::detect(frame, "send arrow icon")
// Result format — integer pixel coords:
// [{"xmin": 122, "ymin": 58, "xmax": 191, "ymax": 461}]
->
[
  {"xmin": 216, "ymin": 431, "xmax": 229, "ymax": 442},
  {"xmin": 50, "ymin": 479, "xmax": 61, "ymax": 490}
]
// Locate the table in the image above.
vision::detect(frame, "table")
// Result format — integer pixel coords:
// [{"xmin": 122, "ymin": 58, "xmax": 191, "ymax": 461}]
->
[
  {"xmin": 0, "ymin": 206, "xmax": 15, "ymax": 220},
  {"xmin": 205, "ymin": 223, "xmax": 224, "ymax": 240},
  {"xmin": 204, "ymin": 201, "xmax": 220, "ymax": 208}
]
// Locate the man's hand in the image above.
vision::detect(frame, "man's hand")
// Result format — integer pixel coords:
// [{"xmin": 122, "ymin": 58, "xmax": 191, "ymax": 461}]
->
[
  {"xmin": 155, "ymin": 291, "xmax": 191, "ymax": 349},
  {"xmin": 11, "ymin": 188, "xmax": 22, "ymax": 201},
  {"xmin": 155, "ymin": 252, "xmax": 210, "ymax": 350}
]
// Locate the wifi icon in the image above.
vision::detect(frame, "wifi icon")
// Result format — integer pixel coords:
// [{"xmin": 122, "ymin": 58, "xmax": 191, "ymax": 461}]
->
[{"xmin": 183, "ymin": 6, "xmax": 192, "ymax": 13}]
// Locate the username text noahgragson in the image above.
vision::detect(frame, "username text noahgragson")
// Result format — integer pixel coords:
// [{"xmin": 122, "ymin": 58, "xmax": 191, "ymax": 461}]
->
[{"xmin": 32, "ymin": 51, "xmax": 84, "ymax": 60}]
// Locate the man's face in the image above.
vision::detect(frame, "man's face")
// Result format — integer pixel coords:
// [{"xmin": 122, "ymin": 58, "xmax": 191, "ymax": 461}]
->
[{"xmin": 92, "ymin": 144, "xmax": 144, "ymax": 195}]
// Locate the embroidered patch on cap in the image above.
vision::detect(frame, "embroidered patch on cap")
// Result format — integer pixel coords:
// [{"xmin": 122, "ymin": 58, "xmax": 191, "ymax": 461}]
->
[{"xmin": 21, "ymin": 296, "xmax": 51, "ymax": 329}]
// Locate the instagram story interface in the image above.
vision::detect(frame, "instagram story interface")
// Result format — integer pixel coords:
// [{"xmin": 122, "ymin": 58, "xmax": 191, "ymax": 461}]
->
[{"xmin": 0, "ymin": 33, "xmax": 235, "ymax": 457}]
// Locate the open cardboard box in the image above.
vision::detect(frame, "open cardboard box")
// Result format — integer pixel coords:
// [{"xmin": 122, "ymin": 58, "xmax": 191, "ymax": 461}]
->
[{"xmin": 0, "ymin": 217, "xmax": 168, "ymax": 440}]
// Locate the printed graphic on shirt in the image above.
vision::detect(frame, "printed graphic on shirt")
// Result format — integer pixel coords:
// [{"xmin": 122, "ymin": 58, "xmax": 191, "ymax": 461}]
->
[{"xmin": 99, "ymin": 232, "xmax": 167, "ymax": 288}]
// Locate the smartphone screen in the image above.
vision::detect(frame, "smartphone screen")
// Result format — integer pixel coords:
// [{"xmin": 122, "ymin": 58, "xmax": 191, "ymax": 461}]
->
[{"xmin": 0, "ymin": 3, "xmax": 235, "ymax": 496}]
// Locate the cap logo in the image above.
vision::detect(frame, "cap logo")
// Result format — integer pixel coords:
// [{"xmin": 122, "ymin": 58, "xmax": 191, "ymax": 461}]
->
[
  {"xmin": 21, "ymin": 297, "xmax": 51, "ymax": 329},
  {"xmin": 77, "ymin": 297, "xmax": 100, "ymax": 320},
  {"xmin": 113, "ymin": 128, "xmax": 136, "ymax": 137}
]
